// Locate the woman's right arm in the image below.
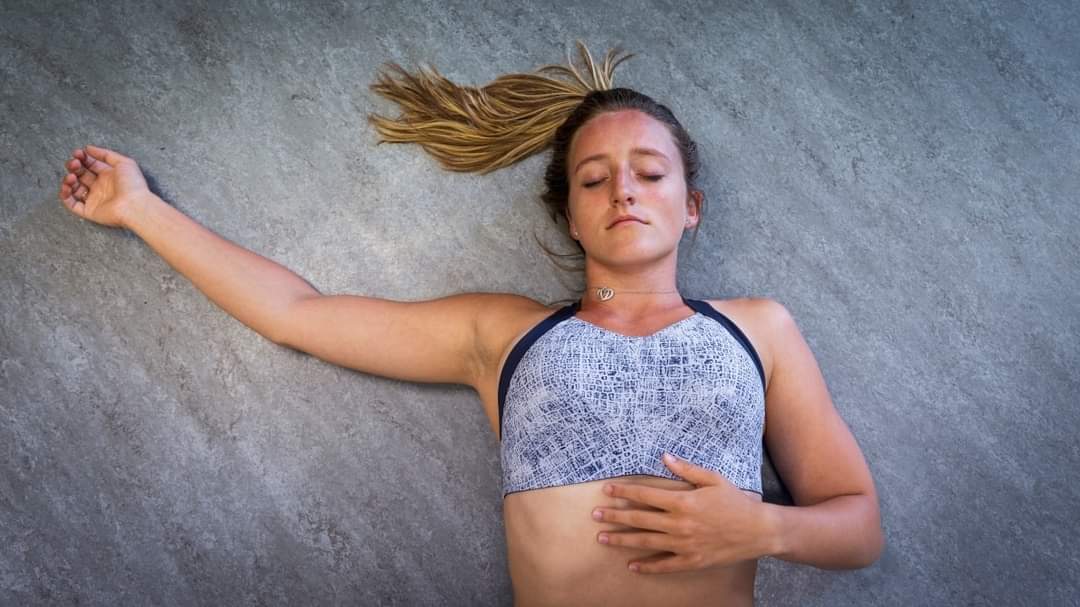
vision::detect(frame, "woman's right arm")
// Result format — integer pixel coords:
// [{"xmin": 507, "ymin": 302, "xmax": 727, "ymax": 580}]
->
[
  {"xmin": 126, "ymin": 193, "xmax": 495, "ymax": 386},
  {"xmin": 120, "ymin": 191, "xmax": 319, "ymax": 345},
  {"xmin": 60, "ymin": 145, "xmax": 497, "ymax": 389}
]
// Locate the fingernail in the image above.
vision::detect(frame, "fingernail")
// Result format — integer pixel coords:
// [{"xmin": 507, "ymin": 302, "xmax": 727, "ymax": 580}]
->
[
  {"xmin": 598, "ymin": 533, "xmax": 608, "ymax": 544},
  {"xmin": 629, "ymin": 563, "xmax": 640, "ymax": 572},
  {"xmin": 592, "ymin": 509, "xmax": 602, "ymax": 520},
  {"xmin": 663, "ymin": 453, "xmax": 675, "ymax": 463}
]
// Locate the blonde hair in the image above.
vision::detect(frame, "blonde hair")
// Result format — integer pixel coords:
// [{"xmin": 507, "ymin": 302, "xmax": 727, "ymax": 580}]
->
[
  {"xmin": 366, "ymin": 40, "xmax": 636, "ymax": 174},
  {"xmin": 366, "ymin": 41, "xmax": 707, "ymax": 301}
]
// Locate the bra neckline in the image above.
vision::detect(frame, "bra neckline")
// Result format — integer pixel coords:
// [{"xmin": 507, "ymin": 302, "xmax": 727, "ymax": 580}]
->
[{"xmin": 568, "ymin": 297, "xmax": 700, "ymax": 339}]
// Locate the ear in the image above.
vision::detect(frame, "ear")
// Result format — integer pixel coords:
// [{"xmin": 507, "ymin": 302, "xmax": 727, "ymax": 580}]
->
[
  {"xmin": 685, "ymin": 190, "xmax": 703, "ymax": 229},
  {"xmin": 565, "ymin": 210, "xmax": 578, "ymax": 240}
]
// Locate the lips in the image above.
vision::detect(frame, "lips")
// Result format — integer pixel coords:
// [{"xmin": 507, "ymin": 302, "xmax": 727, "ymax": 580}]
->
[{"xmin": 608, "ymin": 216, "xmax": 646, "ymax": 228}]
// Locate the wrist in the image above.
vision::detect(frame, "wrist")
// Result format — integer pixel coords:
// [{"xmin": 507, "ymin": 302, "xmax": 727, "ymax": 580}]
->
[
  {"xmin": 119, "ymin": 191, "xmax": 161, "ymax": 231},
  {"xmin": 759, "ymin": 502, "xmax": 788, "ymax": 559}
]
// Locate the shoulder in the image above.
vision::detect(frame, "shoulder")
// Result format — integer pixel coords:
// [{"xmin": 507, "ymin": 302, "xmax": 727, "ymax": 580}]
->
[
  {"xmin": 472, "ymin": 292, "xmax": 563, "ymax": 321},
  {"xmin": 702, "ymin": 296, "xmax": 792, "ymax": 393},
  {"xmin": 468, "ymin": 292, "xmax": 561, "ymax": 339},
  {"xmin": 706, "ymin": 296, "xmax": 793, "ymax": 332},
  {"xmin": 471, "ymin": 292, "xmax": 568, "ymax": 372}
]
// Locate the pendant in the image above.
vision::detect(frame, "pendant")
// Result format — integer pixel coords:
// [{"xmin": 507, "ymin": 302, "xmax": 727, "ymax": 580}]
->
[{"xmin": 596, "ymin": 287, "xmax": 614, "ymax": 301}]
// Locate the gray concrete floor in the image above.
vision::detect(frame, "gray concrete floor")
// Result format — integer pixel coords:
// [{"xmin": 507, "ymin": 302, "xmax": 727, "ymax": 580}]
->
[{"xmin": 2, "ymin": 0, "xmax": 1078, "ymax": 605}]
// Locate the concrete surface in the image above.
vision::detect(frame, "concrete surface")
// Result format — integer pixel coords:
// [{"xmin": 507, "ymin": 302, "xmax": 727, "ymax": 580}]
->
[{"xmin": 2, "ymin": 0, "xmax": 1078, "ymax": 605}]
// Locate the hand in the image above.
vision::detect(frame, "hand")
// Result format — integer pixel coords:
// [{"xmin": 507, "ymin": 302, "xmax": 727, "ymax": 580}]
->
[
  {"xmin": 592, "ymin": 453, "xmax": 773, "ymax": 574},
  {"xmin": 58, "ymin": 144, "xmax": 153, "ymax": 228}
]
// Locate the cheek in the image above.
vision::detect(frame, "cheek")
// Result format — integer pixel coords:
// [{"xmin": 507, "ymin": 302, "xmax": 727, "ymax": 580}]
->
[{"xmin": 661, "ymin": 177, "xmax": 686, "ymax": 198}]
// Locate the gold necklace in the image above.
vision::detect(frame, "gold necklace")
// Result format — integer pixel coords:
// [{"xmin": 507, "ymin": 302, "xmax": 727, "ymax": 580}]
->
[{"xmin": 590, "ymin": 286, "xmax": 679, "ymax": 302}]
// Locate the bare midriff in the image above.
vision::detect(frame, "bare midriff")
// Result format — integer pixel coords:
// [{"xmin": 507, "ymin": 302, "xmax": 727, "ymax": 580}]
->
[{"xmin": 502, "ymin": 475, "xmax": 760, "ymax": 607}]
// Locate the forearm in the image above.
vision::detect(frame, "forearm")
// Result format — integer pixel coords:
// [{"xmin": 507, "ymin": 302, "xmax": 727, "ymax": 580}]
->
[
  {"xmin": 760, "ymin": 494, "xmax": 884, "ymax": 570},
  {"xmin": 120, "ymin": 193, "xmax": 319, "ymax": 343}
]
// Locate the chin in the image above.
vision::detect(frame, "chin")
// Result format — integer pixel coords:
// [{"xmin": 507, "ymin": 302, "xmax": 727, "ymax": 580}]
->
[{"xmin": 593, "ymin": 245, "xmax": 675, "ymax": 266}]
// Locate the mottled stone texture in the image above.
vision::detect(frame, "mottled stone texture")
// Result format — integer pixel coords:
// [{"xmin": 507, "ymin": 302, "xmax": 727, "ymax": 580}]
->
[{"xmin": 2, "ymin": 0, "xmax": 1077, "ymax": 605}]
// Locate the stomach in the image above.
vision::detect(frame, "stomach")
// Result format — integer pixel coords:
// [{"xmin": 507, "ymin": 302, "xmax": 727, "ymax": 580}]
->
[{"xmin": 502, "ymin": 474, "xmax": 761, "ymax": 607}]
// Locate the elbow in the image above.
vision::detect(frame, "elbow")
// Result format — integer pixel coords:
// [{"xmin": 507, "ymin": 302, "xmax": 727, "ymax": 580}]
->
[
  {"xmin": 870, "ymin": 526, "xmax": 886, "ymax": 565},
  {"xmin": 830, "ymin": 498, "xmax": 886, "ymax": 571},
  {"xmin": 855, "ymin": 528, "xmax": 885, "ymax": 569},
  {"xmin": 271, "ymin": 333, "xmax": 304, "ymax": 352},
  {"xmin": 268, "ymin": 330, "xmax": 289, "ymax": 348},
  {"xmin": 267, "ymin": 326, "xmax": 300, "ymax": 351},
  {"xmin": 267, "ymin": 311, "xmax": 300, "ymax": 349},
  {"xmin": 853, "ymin": 491, "xmax": 885, "ymax": 569},
  {"xmin": 850, "ymin": 515, "xmax": 886, "ymax": 570},
  {"xmin": 820, "ymin": 532, "xmax": 883, "ymax": 571},
  {"xmin": 264, "ymin": 328, "xmax": 286, "ymax": 347}
]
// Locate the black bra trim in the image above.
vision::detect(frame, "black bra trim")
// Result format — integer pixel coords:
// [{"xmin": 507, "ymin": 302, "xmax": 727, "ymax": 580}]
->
[
  {"xmin": 683, "ymin": 299, "xmax": 768, "ymax": 394},
  {"xmin": 497, "ymin": 303, "xmax": 577, "ymax": 439}
]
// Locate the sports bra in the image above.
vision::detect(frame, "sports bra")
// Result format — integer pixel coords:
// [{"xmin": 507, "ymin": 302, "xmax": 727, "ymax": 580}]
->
[{"xmin": 498, "ymin": 297, "xmax": 767, "ymax": 498}]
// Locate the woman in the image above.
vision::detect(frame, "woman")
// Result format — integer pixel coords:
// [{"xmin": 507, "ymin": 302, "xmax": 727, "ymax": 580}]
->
[{"xmin": 57, "ymin": 42, "xmax": 883, "ymax": 607}]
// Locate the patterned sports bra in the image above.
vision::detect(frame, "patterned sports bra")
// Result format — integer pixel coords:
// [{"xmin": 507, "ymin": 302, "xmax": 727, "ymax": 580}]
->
[{"xmin": 498, "ymin": 297, "xmax": 767, "ymax": 498}]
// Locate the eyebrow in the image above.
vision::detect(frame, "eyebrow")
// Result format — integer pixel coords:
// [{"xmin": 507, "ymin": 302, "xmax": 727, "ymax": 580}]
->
[{"xmin": 573, "ymin": 147, "xmax": 670, "ymax": 175}]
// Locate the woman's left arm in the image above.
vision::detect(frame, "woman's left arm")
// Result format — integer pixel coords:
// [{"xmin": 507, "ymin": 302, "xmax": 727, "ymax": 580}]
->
[
  {"xmin": 591, "ymin": 299, "xmax": 883, "ymax": 574},
  {"xmin": 757, "ymin": 298, "xmax": 884, "ymax": 569}
]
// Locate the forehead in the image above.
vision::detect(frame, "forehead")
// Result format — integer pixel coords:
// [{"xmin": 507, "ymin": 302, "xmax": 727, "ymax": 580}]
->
[{"xmin": 570, "ymin": 110, "xmax": 677, "ymax": 161}]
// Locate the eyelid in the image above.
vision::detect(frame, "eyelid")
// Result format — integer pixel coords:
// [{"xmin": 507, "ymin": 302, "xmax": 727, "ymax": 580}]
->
[{"xmin": 582, "ymin": 173, "xmax": 665, "ymax": 187}]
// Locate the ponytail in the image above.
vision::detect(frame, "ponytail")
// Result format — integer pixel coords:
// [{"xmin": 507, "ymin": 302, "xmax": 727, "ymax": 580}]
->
[{"xmin": 366, "ymin": 40, "xmax": 636, "ymax": 174}]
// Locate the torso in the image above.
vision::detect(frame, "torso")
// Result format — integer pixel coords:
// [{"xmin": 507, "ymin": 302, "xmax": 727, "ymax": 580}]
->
[{"xmin": 472, "ymin": 296, "xmax": 775, "ymax": 607}]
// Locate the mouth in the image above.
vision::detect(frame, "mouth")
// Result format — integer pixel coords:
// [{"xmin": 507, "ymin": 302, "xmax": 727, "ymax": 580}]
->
[{"xmin": 608, "ymin": 217, "xmax": 646, "ymax": 228}]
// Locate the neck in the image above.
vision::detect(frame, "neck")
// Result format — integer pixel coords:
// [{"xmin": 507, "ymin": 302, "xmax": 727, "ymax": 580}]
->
[{"xmin": 580, "ymin": 258, "xmax": 684, "ymax": 318}]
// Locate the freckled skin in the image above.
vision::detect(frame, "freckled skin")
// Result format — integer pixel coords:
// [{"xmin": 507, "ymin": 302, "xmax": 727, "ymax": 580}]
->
[{"xmin": 564, "ymin": 109, "xmax": 702, "ymax": 286}]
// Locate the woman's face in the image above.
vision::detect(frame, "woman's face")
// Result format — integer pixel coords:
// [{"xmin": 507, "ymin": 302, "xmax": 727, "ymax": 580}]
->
[{"xmin": 566, "ymin": 109, "xmax": 700, "ymax": 267}]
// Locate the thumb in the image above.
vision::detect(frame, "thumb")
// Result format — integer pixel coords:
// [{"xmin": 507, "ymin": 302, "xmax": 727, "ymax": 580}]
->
[
  {"xmin": 84, "ymin": 144, "xmax": 129, "ymax": 167},
  {"xmin": 662, "ymin": 453, "xmax": 730, "ymax": 487}
]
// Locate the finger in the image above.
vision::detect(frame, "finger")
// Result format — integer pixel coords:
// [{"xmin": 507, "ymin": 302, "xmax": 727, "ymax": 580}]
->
[
  {"xmin": 594, "ymin": 506, "xmax": 680, "ymax": 533},
  {"xmin": 59, "ymin": 182, "xmax": 85, "ymax": 218},
  {"xmin": 598, "ymin": 530, "xmax": 679, "ymax": 552},
  {"xmin": 66, "ymin": 157, "xmax": 83, "ymax": 175},
  {"xmin": 84, "ymin": 144, "xmax": 128, "ymax": 166},
  {"xmin": 66, "ymin": 158, "xmax": 97, "ymax": 187},
  {"xmin": 74, "ymin": 183, "xmax": 88, "ymax": 201},
  {"xmin": 67, "ymin": 156, "xmax": 90, "ymax": 177},
  {"xmin": 77, "ymin": 167, "xmax": 97, "ymax": 189},
  {"xmin": 80, "ymin": 153, "xmax": 111, "ymax": 175},
  {"xmin": 662, "ymin": 453, "xmax": 728, "ymax": 487},
  {"xmin": 60, "ymin": 173, "xmax": 77, "ymax": 198},
  {"xmin": 629, "ymin": 552, "xmax": 701, "ymax": 575},
  {"xmin": 62, "ymin": 176, "xmax": 79, "ymax": 198},
  {"xmin": 604, "ymin": 482, "xmax": 686, "ymax": 512}
]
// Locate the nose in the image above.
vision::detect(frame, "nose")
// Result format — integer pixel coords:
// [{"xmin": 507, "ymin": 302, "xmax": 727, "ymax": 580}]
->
[{"xmin": 611, "ymin": 168, "xmax": 637, "ymax": 206}]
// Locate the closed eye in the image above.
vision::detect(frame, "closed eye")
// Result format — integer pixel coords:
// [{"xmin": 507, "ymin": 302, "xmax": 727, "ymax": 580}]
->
[{"xmin": 583, "ymin": 175, "xmax": 665, "ymax": 188}]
